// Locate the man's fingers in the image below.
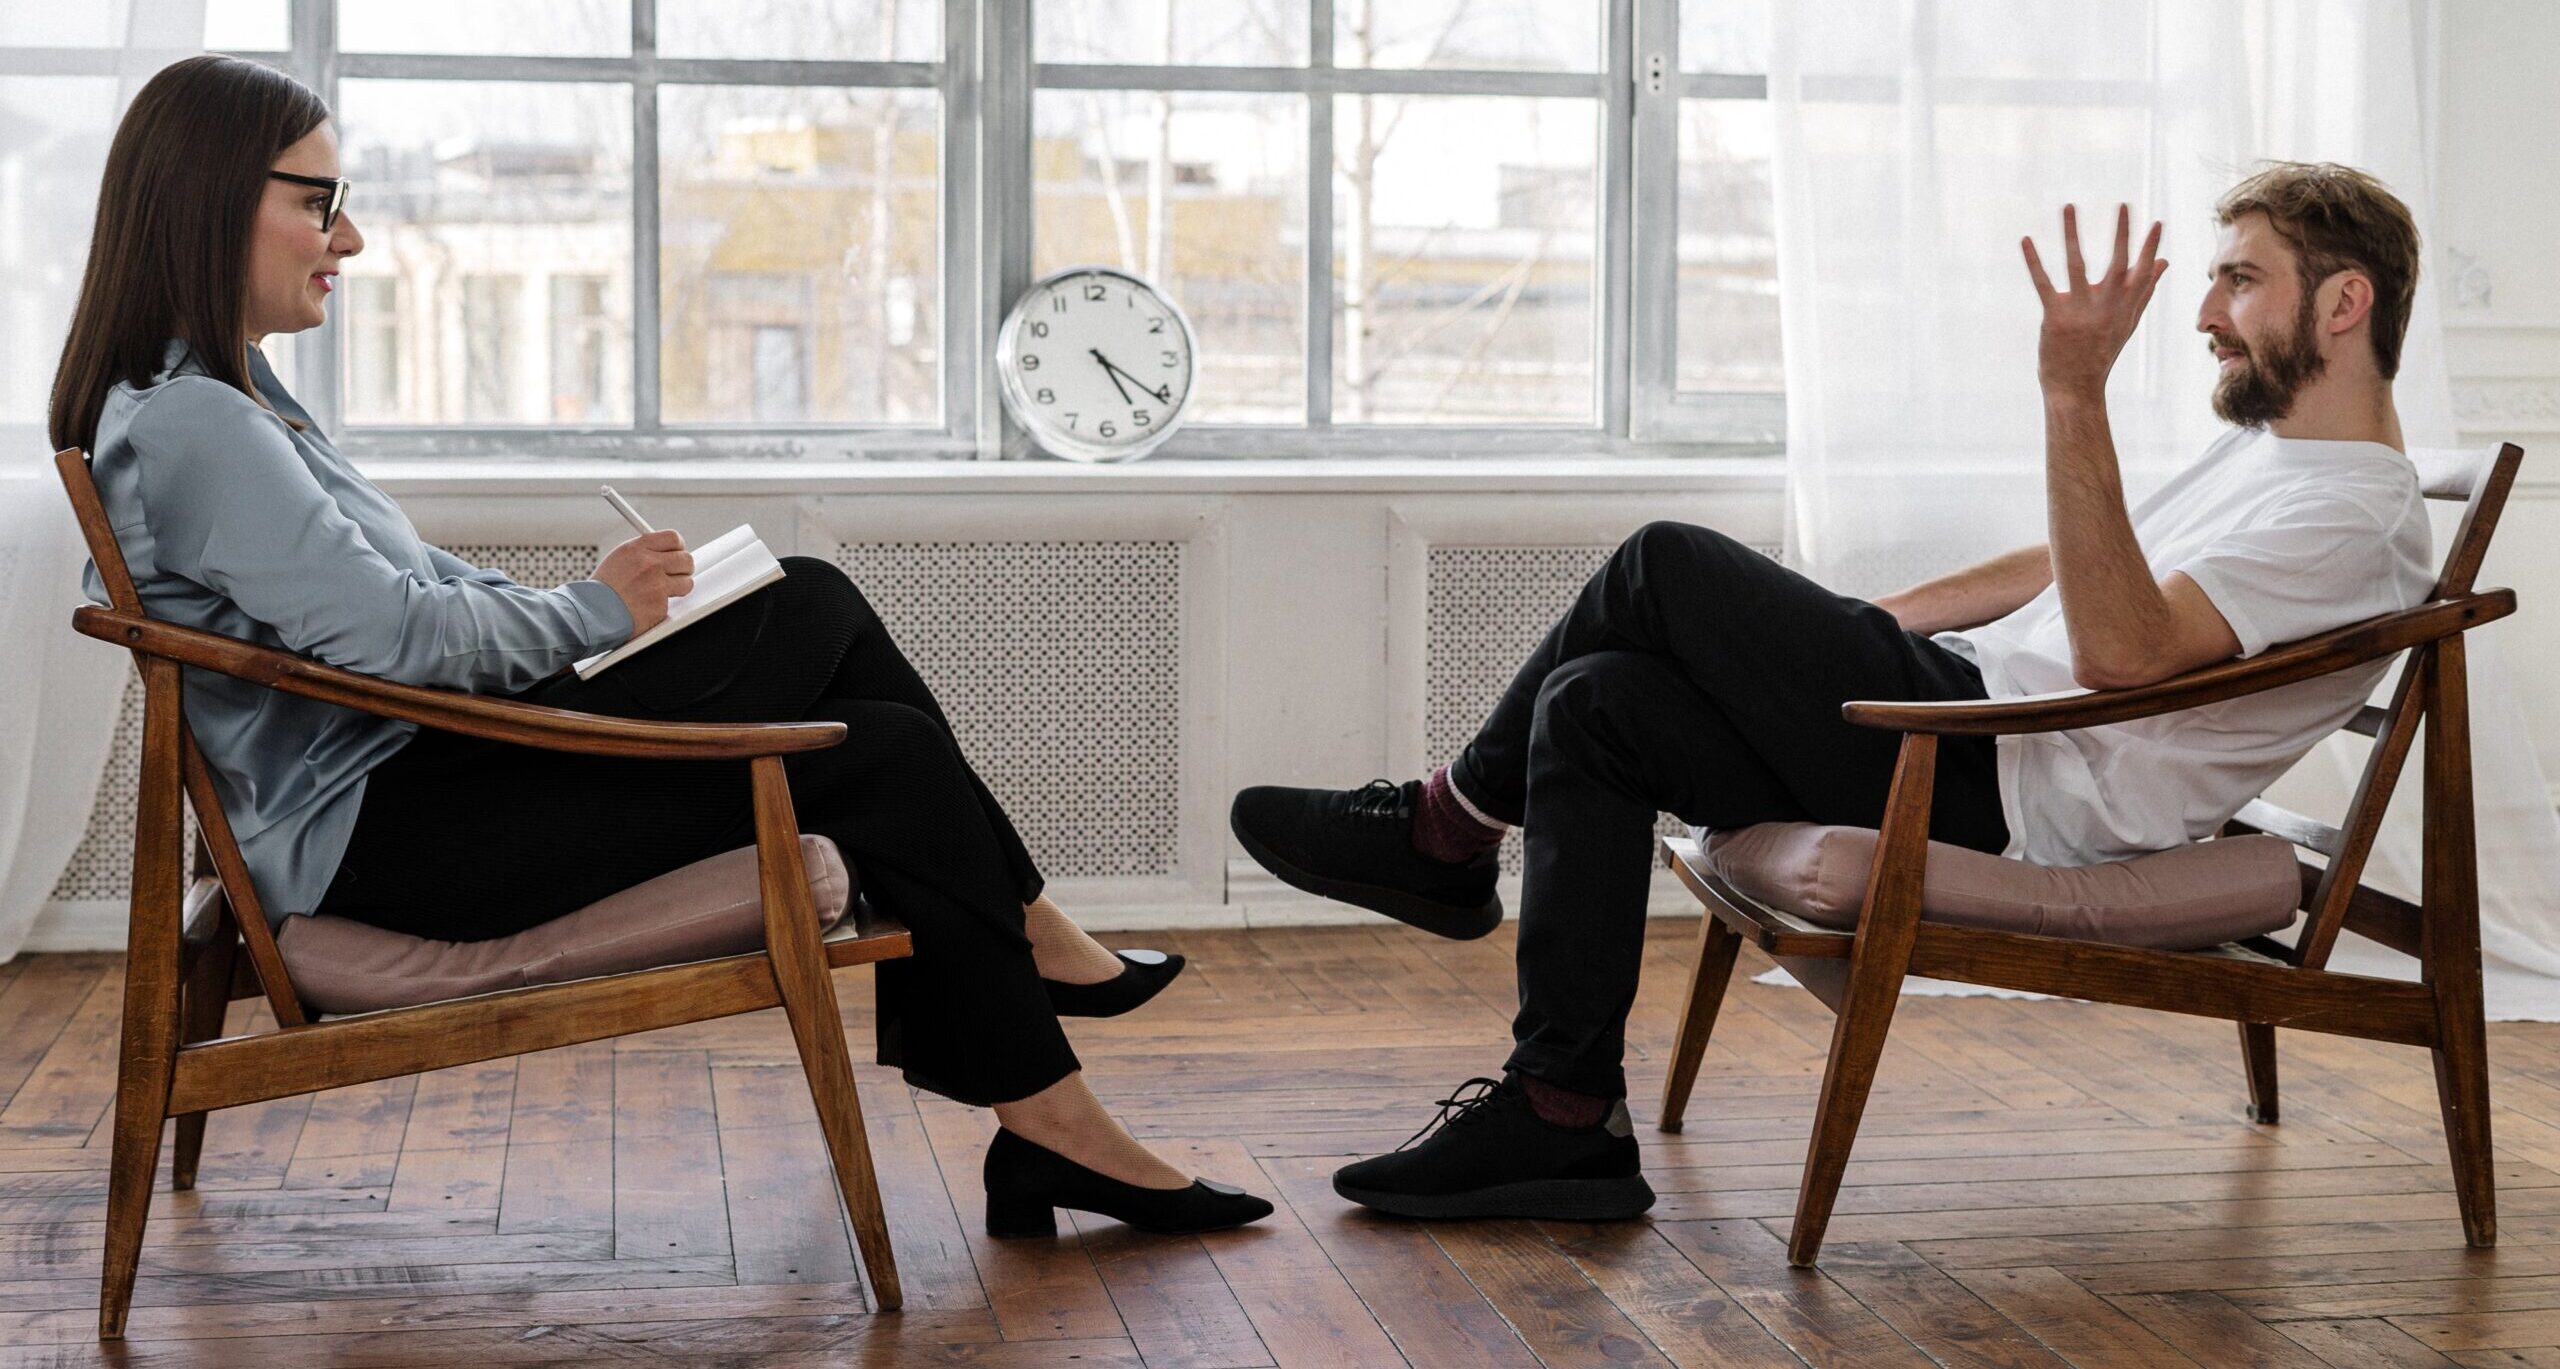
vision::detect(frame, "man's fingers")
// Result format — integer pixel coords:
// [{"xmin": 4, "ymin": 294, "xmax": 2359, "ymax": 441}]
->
[
  {"xmin": 2131, "ymin": 255, "xmax": 2169, "ymax": 314},
  {"xmin": 2021, "ymin": 237, "xmax": 2055, "ymax": 299},
  {"xmin": 2108, "ymin": 204, "xmax": 2131, "ymax": 280},
  {"xmin": 2062, "ymin": 204, "xmax": 2086, "ymax": 286}
]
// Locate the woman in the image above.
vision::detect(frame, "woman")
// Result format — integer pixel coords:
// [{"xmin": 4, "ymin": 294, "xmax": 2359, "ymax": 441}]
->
[{"xmin": 50, "ymin": 55, "xmax": 1268, "ymax": 1238}]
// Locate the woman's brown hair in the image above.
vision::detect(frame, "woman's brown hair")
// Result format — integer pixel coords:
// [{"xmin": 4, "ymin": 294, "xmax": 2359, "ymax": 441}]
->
[{"xmin": 48, "ymin": 54, "xmax": 331, "ymax": 453}]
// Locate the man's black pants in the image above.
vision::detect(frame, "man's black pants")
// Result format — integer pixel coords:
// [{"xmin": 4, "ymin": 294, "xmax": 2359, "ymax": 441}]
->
[{"xmin": 1450, "ymin": 522, "xmax": 2011, "ymax": 1098}]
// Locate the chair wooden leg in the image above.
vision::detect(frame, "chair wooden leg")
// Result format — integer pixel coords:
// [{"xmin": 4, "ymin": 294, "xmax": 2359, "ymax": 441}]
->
[
  {"xmin": 752, "ymin": 757, "xmax": 905, "ymax": 1313},
  {"xmin": 102, "ymin": 993, "xmax": 179, "ymax": 1340},
  {"xmin": 2432, "ymin": 989, "xmax": 2496, "ymax": 1248},
  {"xmin": 2422, "ymin": 640, "xmax": 2496, "ymax": 1248},
  {"xmin": 1788, "ymin": 735, "xmax": 1936, "ymax": 1269},
  {"xmin": 2240, "ymin": 1022, "xmax": 2279, "ymax": 1124},
  {"xmin": 1790, "ymin": 953, "xmax": 1914, "ymax": 1267},
  {"xmin": 1659, "ymin": 914, "xmax": 1743, "ymax": 1134},
  {"xmin": 103, "ymin": 659, "xmax": 187, "ymax": 1340},
  {"xmin": 170, "ymin": 924, "xmax": 240, "ymax": 1192}
]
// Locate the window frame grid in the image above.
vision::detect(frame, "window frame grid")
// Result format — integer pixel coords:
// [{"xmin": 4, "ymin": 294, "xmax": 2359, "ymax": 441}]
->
[
  {"xmin": 288, "ymin": 0, "xmax": 982, "ymax": 458},
  {"xmin": 1631, "ymin": 0, "xmax": 1777, "ymax": 444},
  {"xmin": 1026, "ymin": 0, "xmax": 1646, "ymax": 454},
  {"xmin": 26, "ymin": 0, "xmax": 1790, "ymax": 461}
]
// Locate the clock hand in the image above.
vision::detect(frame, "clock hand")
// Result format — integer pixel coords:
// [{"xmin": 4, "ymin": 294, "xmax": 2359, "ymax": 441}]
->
[
  {"xmin": 1099, "ymin": 354, "xmax": 1173, "ymax": 404},
  {"xmin": 1089, "ymin": 349, "xmax": 1135, "ymax": 405}
]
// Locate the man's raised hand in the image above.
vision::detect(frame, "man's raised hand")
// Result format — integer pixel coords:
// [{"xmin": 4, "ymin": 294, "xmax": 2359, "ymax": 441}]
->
[{"xmin": 2022, "ymin": 203, "xmax": 2168, "ymax": 401}]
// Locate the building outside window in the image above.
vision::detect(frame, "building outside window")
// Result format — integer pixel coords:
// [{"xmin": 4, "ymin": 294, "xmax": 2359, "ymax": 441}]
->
[
  {"xmin": 458, "ymin": 274, "xmax": 522, "ymax": 422},
  {"xmin": 549, "ymin": 274, "xmax": 615, "ymax": 422},
  {"xmin": 343, "ymin": 275, "xmax": 402, "ymax": 419}
]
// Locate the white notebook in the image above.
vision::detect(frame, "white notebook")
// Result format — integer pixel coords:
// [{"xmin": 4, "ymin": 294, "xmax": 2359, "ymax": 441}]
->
[{"xmin": 573, "ymin": 523, "xmax": 786, "ymax": 680}]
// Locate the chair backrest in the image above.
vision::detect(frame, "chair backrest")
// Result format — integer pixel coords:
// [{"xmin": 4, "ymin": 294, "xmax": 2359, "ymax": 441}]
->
[
  {"xmin": 2413, "ymin": 444, "xmax": 2522, "ymax": 600},
  {"xmin": 2260, "ymin": 442, "xmax": 2523, "ymax": 969},
  {"xmin": 54, "ymin": 449, "xmax": 309, "ymax": 1026}
]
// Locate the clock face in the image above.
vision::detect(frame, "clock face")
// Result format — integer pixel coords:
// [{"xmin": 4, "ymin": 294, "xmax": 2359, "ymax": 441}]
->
[{"xmin": 998, "ymin": 267, "xmax": 1198, "ymax": 462}]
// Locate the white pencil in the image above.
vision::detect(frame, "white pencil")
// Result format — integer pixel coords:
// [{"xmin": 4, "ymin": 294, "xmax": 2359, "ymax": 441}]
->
[{"xmin": 600, "ymin": 485, "xmax": 654, "ymax": 535}]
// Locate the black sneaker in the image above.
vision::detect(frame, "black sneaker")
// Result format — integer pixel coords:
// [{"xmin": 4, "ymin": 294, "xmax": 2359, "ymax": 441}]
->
[
  {"xmin": 1332, "ymin": 1075, "xmax": 1655, "ymax": 1221},
  {"xmin": 1229, "ymin": 780, "xmax": 1503, "ymax": 940}
]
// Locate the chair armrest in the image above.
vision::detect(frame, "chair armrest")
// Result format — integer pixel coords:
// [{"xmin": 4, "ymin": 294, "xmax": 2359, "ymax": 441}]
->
[
  {"xmin": 1842, "ymin": 590, "xmax": 2514, "ymax": 736},
  {"xmin": 72, "ymin": 607, "xmax": 846, "ymax": 759}
]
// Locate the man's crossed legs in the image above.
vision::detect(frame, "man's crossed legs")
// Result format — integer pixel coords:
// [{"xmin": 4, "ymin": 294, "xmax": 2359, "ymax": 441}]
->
[{"xmin": 1232, "ymin": 521, "xmax": 2009, "ymax": 1219}]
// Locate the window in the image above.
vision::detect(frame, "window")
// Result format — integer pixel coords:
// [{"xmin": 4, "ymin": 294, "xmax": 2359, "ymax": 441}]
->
[
  {"xmin": 1031, "ymin": 0, "xmax": 1643, "ymax": 443},
  {"xmin": 1031, "ymin": 89, "xmax": 1305, "ymax": 424},
  {"xmin": 335, "ymin": 77, "xmax": 633, "ymax": 425},
  {"xmin": 750, "ymin": 324, "xmax": 809, "ymax": 421},
  {"xmin": 1328, "ymin": 93, "xmax": 1598, "ymax": 425},
  {"xmin": 1633, "ymin": 0, "xmax": 1780, "ymax": 442},
  {"xmin": 658, "ymin": 84, "xmax": 941, "ymax": 426},
  {"xmin": 459, "ymin": 275, "xmax": 522, "ymax": 421},
  {"xmin": 211, "ymin": 0, "xmax": 1776, "ymax": 458},
  {"xmin": 549, "ymin": 275, "xmax": 615, "ymax": 422},
  {"xmin": 344, "ymin": 276, "xmax": 401, "ymax": 417}
]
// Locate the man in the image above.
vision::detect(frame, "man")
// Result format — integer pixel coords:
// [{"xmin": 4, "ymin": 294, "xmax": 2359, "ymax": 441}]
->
[{"xmin": 1230, "ymin": 163, "xmax": 2436, "ymax": 1221}]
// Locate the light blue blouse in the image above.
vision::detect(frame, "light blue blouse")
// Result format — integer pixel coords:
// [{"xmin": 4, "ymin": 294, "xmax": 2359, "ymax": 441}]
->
[{"xmin": 82, "ymin": 341, "xmax": 633, "ymax": 924}]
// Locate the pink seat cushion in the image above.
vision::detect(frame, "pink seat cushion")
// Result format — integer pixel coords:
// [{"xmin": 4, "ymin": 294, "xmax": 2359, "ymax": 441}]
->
[
  {"xmin": 1697, "ymin": 823, "xmax": 2301, "ymax": 951},
  {"xmin": 278, "ymin": 836, "xmax": 854, "ymax": 1016}
]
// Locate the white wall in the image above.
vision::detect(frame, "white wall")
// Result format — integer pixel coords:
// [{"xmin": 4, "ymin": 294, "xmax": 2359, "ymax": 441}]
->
[{"xmin": 2436, "ymin": 0, "xmax": 2560, "ymax": 804}]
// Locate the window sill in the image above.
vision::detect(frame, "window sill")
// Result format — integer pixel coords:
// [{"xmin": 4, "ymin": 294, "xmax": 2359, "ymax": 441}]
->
[{"xmin": 359, "ymin": 455, "xmax": 1790, "ymax": 497}]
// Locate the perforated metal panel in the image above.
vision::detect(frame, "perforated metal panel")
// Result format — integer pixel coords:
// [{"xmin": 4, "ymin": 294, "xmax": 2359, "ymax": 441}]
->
[
  {"xmin": 50, "ymin": 544, "xmax": 597, "ymax": 905},
  {"xmin": 438, "ymin": 544, "xmax": 601, "ymax": 588},
  {"xmin": 1423, "ymin": 542, "xmax": 1783, "ymax": 875},
  {"xmin": 49, "ymin": 668, "xmax": 194, "ymax": 903},
  {"xmin": 832, "ymin": 540, "xmax": 1185, "ymax": 879}
]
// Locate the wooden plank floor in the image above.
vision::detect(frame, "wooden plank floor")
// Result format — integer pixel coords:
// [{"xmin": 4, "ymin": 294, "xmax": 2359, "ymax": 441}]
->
[{"xmin": 3, "ymin": 920, "xmax": 2558, "ymax": 1366}]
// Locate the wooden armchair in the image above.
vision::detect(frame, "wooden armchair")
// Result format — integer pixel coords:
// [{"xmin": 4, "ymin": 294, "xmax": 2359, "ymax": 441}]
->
[
  {"xmin": 52, "ymin": 448, "xmax": 913, "ymax": 1338},
  {"xmin": 1656, "ymin": 442, "xmax": 2525, "ymax": 1269}
]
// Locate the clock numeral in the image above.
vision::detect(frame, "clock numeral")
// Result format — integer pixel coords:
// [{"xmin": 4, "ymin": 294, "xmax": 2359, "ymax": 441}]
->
[
  {"xmin": 1020, "ymin": 354, "xmax": 1039, "ymax": 370},
  {"xmin": 1098, "ymin": 421, "xmax": 1117, "ymax": 438},
  {"xmin": 1035, "ymin": 387, "xmax": 1053, "ymax": 404},
  {"xmin": 1147, "ymin": 318, "xmax": 1165, "ymax": 334},
  {"xmin": 1028, "ymin": 320, "xmax": 1048, "ymax": 338},
  {"xmin": 1050, "ymin": 295, "xmax": 1066, "ymax": 312},
  {"xmin": 1132, "ymin": 409, "xmax": 1151, "ymax": 427},
  {"xmin": 1083, "ymin": 283, "xmax": 1106, "ymax": 302},
  {"xmin": 1063, "ymin": 412, "xmax": 1078, "ymax": 429},
  {"xmin": 1161, "ymin": 350, "xmax": 1178, "ymax": 367}
]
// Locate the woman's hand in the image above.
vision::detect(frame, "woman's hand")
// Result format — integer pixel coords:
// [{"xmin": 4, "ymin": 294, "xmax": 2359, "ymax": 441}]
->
[{"xmin": 593, "ymin": 530, "xmax": 693, "ymax": 636}]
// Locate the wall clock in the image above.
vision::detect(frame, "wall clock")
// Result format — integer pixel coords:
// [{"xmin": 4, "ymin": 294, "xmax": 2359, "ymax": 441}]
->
[{"xmin": 996, "ymin": 265, "xmax": 1199, "ymax": 462}]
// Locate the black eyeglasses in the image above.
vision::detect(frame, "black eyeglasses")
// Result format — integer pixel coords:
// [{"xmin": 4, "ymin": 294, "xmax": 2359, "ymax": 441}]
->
[{"xmin": 268, "ymin": 170, "xmax": 349, "ymax": 233}]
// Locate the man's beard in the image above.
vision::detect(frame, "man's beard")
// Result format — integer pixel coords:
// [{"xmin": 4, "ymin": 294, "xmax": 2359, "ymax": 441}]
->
[{"xmin": 2211, "ymin": 291, "xmax": 2326, "ymax": 428}]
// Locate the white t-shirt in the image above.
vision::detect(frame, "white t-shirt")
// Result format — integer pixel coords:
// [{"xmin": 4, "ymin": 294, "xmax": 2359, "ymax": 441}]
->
[{"xmin": 1941, "ymin": 429, "xmax": 2433, "ymax": 867}]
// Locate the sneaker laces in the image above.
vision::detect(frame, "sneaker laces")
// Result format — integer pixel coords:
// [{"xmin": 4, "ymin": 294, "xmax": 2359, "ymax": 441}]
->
[
  {"xmin": 1396, "ymin": 1076, "xmax": 1509, "ymax": 1151},
  {"xmin": 1346, "ymin": 778, "xmax": 1409, "ymax": 821}
]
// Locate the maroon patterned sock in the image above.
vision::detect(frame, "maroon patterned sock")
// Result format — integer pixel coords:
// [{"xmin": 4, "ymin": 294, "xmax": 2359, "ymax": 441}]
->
[
  {"xmin": 1520, "ymin": 1075, "xmax": 1614, "ymax": 1129},
  {"xmin": 1412, "ymin": 764, "xmax": 1507, "ymax": 864}
]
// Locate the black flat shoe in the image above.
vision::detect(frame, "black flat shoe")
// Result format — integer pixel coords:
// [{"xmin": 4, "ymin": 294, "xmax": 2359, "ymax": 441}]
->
[
  {"xmin": 982, "ymin": 1127, "xmax": 1274, "ymax": 1237},
  {"xmin": 1043, "ymin": 949, "xmax": 1185, "ymax": 1018}
]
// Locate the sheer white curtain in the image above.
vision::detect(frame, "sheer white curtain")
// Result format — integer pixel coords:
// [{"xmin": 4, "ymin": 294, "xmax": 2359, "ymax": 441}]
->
[
  {"xmin": 1767, "ymin": 0, "xmax": 2560, "ymax": 1012},
  {"xmin": 0, "ymin": 2, "xmax": 206, "ymax": 960}
]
